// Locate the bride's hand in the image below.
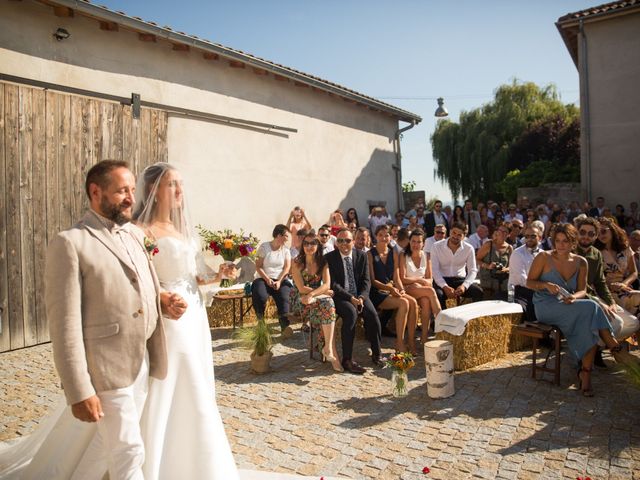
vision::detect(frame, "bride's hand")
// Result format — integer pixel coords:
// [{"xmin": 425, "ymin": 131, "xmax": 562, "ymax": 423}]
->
[{"xmin": 161, "ymin": 292, "xmax": 187, "ymax": 319}]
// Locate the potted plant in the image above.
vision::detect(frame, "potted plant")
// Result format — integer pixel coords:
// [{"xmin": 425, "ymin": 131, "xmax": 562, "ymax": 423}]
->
[{"xmin": 234, "ymin": 318, "xmax": 275, "ymax": 373}]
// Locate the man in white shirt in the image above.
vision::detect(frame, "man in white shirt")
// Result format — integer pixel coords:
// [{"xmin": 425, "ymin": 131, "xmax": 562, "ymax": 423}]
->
[
  {"xmin": 508, "ymin": 225, "xmax": 542, "ymax": 322},
  {"xmin": 431, "ymin": 221, "xmax": 483, "ymax": 308},
  {"xmin": 423, "ymin": 224, "xmax": 447, "ymax": 258},
  {"xmin": 368, "ymin": 206, "xmax": 390, "ymax": 234},
  {"xmin": 466, "ymin": 224, "xmax": 489, "ymax": 251},
  {"xmin": 504, "ymin": 204, "xmax": 524, "ymax": 223},
  {"xmin": 318, "ymin": 225, "xmax": 335, "ymax": 254},
  {"xmin": 424, "ymin": 200, "xmax": 447, "ymax": 237}
]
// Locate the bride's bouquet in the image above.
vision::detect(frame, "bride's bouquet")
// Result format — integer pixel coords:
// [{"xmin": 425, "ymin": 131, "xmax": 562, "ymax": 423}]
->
[{"xmin": 196, "ymin": 226, "xmax": 259, "ymax": 262}]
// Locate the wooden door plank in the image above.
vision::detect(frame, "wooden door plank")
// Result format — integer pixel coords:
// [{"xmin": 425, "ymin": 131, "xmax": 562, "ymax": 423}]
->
[
  {"xmin": 5, "ymin": 84, "xmax": 24, "ymax": 350},
  {"xmin": 0, "ymin": 83, "xmax": 9, "ymax": 352},
  {"xmin": 32, "ymin": 88, "xmax": 48, "ymax": 344}
]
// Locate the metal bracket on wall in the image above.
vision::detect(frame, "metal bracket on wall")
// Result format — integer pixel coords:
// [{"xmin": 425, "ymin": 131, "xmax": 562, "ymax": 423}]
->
[{"xmin": 131, "ymin": 93, "xmax": 141, "ymax": 119}]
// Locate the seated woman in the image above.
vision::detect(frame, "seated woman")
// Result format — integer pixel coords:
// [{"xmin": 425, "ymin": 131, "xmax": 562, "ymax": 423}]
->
[
  {"xmin": 252, "ymin": 224, "xmax": 294, "ymax": 337},
  {"xmin": 399, "ymin": 229, "xmax": 441, "ymax": 345},
  {"xmin": 368, "ymin": 224, "xmax": 419, "ymax": 354},
  {"xmin": 289, "ymin": 231, "xmax": 342, "ymax": 372},
  {"xmin": 526, "ymin": 223, "xmax": 627, "ymax": 397},
  {"xmin": 477, "ymin": 224, "xmax": 512, "ymax": 299},
  {"xmin": 328, "ymin": 209, "xmax": 348, "ymax": 237},
  {"xmin": 595, "ymin": 216, "xmax": 640, "ymax": 315},
  {"xmin": 345, "ymin": 207, "xmax": 360, "ymax": 229}
]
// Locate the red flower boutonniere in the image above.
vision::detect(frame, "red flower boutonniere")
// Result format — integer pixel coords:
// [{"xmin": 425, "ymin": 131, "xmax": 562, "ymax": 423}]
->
[{"xmin": 144, "ymin": 237, "xmax": 159, "ymax": 256}]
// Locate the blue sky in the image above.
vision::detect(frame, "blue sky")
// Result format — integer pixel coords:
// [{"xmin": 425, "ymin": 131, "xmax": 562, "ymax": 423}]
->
[{"xmin": 96, "ymin": 0, "xmax": 595, "ymax": 204}]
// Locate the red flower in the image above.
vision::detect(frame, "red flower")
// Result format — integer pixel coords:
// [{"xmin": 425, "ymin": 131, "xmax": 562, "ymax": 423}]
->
[
  {"xmin": 209, "ymin": 241, "xmax": 220, "ymax": 255},
  {"xmin": 152, "ymin": 247, "xmax": 159, "ymax": 256},
  {"xmin": 239, "ymin": 244, "xmax": 248, "ymax": 256},
  {"xmin": 422, "ymin": 466, "xmax": 430, "ymax": 474}
]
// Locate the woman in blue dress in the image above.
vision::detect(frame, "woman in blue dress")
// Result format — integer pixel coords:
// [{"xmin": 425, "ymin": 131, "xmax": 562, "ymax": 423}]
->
[{"xmin": 527, "ymin": 223, "xmax": 627, "ymax": 396}]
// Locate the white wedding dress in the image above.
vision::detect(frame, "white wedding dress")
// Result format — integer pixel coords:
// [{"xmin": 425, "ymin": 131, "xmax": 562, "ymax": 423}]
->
[
  {"xmin": 140, "ymin": 235, "xmax": 238, "ymax": 479},
  {"xmin": 0, "ymin": 235, "xmax": 238, "ymax": 480}
]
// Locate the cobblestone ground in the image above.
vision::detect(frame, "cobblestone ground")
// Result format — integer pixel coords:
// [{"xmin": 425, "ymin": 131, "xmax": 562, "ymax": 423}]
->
[{"xmin": 2, "ymin": 324, "xmax": 640, "ymax": 480}]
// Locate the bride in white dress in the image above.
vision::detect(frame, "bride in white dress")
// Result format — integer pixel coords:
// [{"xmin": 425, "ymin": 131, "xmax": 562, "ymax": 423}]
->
[
  {"xmin": 134, "ymin": 162, "xmax": 239, "ymax": 480},
  {"xmin": 0, "ymin": 163, "xmax": 238, "ymax": 480}
]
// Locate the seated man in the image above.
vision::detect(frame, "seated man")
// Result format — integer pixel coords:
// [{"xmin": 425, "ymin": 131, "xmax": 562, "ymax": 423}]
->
[
  {"xmin": 318, "ymin": 224, "xmax": 335, "ymax": 254},
  {"xmin": 508, "ymin": 225, "xmax": 542, "ymax": 322},
  {"xmin": 325, "ymin": 228, "xmax": 383, "ymax": 373},
  {"xmin": 575, "ymin": 217, "xmax": 639, "ymax": 365},
  {"xmin": 354, "ymin": 226, "xmax": 371, "ymax": 253},
  {"xmin": 466, "ymin": 224, "xmax": 489, "ymax": 251},
  {"xmin": 431, "ymin": 221, "xmax": 483, "ymax": 308},
  {"xmin": 423, "ymin": 224, "xmax": 447, "ymax": 259}
]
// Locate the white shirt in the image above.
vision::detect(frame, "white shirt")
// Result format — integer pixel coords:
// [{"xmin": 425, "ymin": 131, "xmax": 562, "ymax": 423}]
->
[
  {"xmin": 368, "ymin": 215, "xmax": 390, "ymax": 232},
  {"xmin": 508, "ymin": 244, "xmax": 541, "ymax": 288},
  {"xmin": 339, "ymin": 250, "xmax": 355, "ymax": 294},
  {"xmin": 257, "ymin": 242, "xmax": 291, "ymax": 279},
  {"xmin": 504, "ymin": 213, "xmax": 524, "ymax": 223},
  {"xmin": 423, "ymin": 236, "xmax": 438, "ymax": 255},
  {"xmin": 430, "ymin": 238, "xmax": 478, "ymax": 289},
  {"xmin": 321, "ymin": 242, "xmax": 334, "ymax": 254},
  {"xmin": 466, "ymin": 233, "xmax": 488, "ymax": 251},
  {"xmin": 431, "ymin": 211, "xmax": 446, "ymax": 226}
]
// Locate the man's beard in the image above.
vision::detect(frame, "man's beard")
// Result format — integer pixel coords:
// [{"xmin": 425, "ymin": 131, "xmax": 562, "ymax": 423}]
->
[
  {"xmin": 100, "ymin": 197, "xmax": 132, "ymax": 225},
  {"xmin": 578, "ymin": 239, "xmax": 593, "ymax": 250}
]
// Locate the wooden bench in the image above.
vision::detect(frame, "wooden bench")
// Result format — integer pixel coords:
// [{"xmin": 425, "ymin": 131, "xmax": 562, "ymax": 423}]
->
[{"xmin": 514, "ymin": 322, "xmax": 563, "ymax": 385}]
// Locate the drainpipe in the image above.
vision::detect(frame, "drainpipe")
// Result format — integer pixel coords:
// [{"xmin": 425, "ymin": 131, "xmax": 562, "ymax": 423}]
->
[
  {"xmin": 394, "ymin": 121, "xmax": 416, "ymax": 210},
  {"xmin": 579, "ymin": 19, "xmax": 592, "ymax": 201}
]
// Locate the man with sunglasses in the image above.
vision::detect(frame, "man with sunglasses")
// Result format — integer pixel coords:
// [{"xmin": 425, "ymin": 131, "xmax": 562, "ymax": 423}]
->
[
  {"xmin": 317, "ymin": 225, "xmax": 335, "ymax": 254},
  {"xmin": 575, "ymin": 217, "xmax": 639, "ymax": 366},
  {"xmin": 508, "ymin": 226, "xmax": 542, "ymax": 322},
  {"xmin": 423, "ymin": 224, "xmax": 447, "ymax": 259},
  {"xmin": 325, "ymin": 228, "xmax": 383, "ymax": 373}
]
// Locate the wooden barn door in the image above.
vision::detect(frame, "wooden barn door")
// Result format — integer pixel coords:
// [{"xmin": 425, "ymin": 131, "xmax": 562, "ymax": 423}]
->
[{"xmin": 0, "ymin": 81, "xmax": 168, "ymax": 352}]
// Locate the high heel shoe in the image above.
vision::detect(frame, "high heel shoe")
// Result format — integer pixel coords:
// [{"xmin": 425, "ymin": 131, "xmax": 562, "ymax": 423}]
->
[
  {"xmin": 577, "ymin": 367, "xmax": 594, "ymax": 397},
  {"xmin": 322, "ymin": 348, "xmax": 344, "ymax": 372}
]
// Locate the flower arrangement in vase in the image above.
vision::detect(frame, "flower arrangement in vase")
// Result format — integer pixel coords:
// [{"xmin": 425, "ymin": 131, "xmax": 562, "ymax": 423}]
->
[{"xmin": 386, "ymin": 352, "xmax": 415, "ymax": 397}]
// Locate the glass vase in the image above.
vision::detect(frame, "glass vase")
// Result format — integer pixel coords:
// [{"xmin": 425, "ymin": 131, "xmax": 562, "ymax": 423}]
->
[{"xmin": 391, "ymin": 370, "xmax": 408, "ymax": 397}]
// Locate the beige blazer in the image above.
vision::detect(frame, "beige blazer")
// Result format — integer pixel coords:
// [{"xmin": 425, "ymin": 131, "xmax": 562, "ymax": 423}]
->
[{"xmin": 45, "ymin": 211, "xmax": 167, "ymax": 405}]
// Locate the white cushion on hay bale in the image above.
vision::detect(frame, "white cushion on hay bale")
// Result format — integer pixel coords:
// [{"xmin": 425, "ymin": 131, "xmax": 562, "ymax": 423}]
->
[{"xmin": 434, "ymin": 300, "xmax": 523, "ymax": 370}]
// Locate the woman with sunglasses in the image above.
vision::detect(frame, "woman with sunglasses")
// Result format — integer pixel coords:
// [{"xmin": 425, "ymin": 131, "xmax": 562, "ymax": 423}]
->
[
  {"xmin": 290, "ymin": 231, "xmax": 342, "ymax": 372},
  {"xmin": 368, "ymin": 224, "xmax": 418, "ymax": 354},
  {"xmin": 399, "ymin": 229, "xmax": 441, "ymax": 346},
  {"xmin": 345, "ymin": 207, "xmax": 360, "ymax": 229},
  {"xmin": 595, "ymin": 217, "xmax": 640, "ymax": 315}
]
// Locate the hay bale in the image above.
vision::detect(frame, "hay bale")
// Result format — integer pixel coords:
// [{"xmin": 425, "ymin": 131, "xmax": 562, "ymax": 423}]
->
[
  {"xmin": 207, "ymin": 297, "xmax": 277, "ymax": 328},
  {"xmin": 435, "ymin": 312, "xmax": 522, "ymax": 370},
  {"xmin": 508, "ymin": 314, "xmax": 532, "ymax": 352}
]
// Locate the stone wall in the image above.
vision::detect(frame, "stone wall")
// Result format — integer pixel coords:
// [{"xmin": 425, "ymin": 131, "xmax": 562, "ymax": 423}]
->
[{"xmin": 517, "ymin": 183, "xmax": 581, "ymax": 208}]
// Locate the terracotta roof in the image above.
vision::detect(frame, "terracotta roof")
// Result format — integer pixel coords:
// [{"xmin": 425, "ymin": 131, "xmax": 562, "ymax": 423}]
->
[
  {"xmin": 556, "ymin": 0, "xmax": 640, "ymax": 67},
  {"xmin": 557, "ymin": 0, "xmax": 639, "ymax": 23},
  {"xmin": 39, "ymin": 0, "xmax": 421, "ymax": 124}
]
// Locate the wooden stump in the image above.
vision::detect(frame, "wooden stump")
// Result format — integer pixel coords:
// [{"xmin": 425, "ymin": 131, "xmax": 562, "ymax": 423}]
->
[{"xmin": 424, "ymin": 340, "xmax": 455, "ymax": 399}]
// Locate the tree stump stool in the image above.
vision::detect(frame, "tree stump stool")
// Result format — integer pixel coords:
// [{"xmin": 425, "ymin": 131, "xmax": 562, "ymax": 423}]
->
[{"xmin": 425, "ymin": 340, "xmax": 455, "ymax": 398}]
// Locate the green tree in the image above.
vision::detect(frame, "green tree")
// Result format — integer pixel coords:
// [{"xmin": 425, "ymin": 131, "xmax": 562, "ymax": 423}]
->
[{"xmin": 430, "ymin": 80, "xmax": 579, "ymax": 201}]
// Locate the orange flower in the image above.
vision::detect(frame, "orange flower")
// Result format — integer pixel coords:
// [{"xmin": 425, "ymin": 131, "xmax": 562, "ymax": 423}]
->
[{"xmin": 223, "ymin": 238, "xmax": 234, "ymax": 249}]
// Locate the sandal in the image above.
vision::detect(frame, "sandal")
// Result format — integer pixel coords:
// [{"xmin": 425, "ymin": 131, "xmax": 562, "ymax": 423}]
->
[{"xmin": 577, "ymin": 367, "xmax": 594, "ymax": 397}]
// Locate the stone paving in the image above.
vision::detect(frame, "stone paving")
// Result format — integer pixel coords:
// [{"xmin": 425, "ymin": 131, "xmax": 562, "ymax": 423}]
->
[{"xmin": 2, "ymin": 323, "xmax": 640, "ymax": 480}]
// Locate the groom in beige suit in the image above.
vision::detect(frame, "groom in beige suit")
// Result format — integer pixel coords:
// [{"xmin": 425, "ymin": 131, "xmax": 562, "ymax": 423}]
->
[{"xmin": 45, "ymin": 160, "xmax": 186, "ymax": 480}]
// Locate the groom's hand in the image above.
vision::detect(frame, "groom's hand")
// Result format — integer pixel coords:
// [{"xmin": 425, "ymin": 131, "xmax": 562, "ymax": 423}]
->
[
  {"xmin": 161, "ymin": 292, "xmax": 187, "ymax": 319},
  {"xmin": 72, "ymin": 395, "xmax": 104, "ymax": 422}
]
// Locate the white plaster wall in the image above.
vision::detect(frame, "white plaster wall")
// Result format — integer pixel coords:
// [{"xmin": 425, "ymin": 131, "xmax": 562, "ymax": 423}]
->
[
  {"xmin": 580, "ymin": 13, "xmax": 640, "ymax": 208},
  {"xmin": 0, "ymin": 1, "xmax": 400, "ymax": 243}
]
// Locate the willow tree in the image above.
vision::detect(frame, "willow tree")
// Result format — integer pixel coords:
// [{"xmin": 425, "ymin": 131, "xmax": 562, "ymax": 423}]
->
[{"xmin": 430, "ymin": 80, "xmax": 579, "ymax": 201}]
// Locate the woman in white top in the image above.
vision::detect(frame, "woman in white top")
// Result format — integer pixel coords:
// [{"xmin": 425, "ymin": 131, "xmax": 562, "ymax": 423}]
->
[
  {"xmin": 252, "ymin": 224, "xmax": 293, "ymax": 336},
  {"xmin": 399, "ymin": 229, "xmax": 442, "ymax": 345}
]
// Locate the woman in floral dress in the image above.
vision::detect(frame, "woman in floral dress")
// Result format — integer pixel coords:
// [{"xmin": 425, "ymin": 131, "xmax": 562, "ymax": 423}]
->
[{"xmin": 290, "ymin": 231, "xmax": 342, "ymax": 372}]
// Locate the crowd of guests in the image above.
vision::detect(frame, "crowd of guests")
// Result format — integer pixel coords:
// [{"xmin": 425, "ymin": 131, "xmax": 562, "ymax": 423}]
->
[{"xmin": 249, "ymin": 200, "xmax": 640, "ymax": 389}]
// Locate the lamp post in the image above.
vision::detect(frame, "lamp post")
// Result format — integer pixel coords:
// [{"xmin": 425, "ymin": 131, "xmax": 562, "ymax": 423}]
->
[{"xmin": 435, "ymin": 97, "xmax": 448, "ymax": 118}]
